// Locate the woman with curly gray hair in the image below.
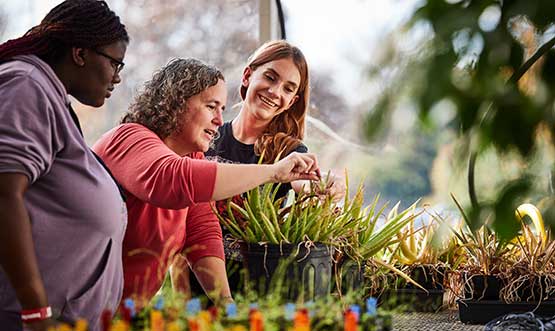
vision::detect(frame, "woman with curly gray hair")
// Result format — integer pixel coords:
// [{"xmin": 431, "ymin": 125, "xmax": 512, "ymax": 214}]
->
[{"xmin": 93, "ymin": 58, "xmax": 321, "ymax": 307}]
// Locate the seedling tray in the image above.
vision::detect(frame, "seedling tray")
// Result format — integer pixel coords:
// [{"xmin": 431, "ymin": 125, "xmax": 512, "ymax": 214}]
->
[{"xmin": 458, "ymin": 299, "xmax": 555, "ymax": 324}]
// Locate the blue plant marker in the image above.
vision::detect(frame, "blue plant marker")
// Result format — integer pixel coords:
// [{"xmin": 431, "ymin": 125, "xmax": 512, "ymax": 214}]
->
[
  {"xmin": 366, "ymin": 297, "xmax": 377, "ymax": 317},
  {"xmin": 124, "ymin": 298, "xmax": 136, "ymax": 317},
  {"xmin": 226, "ymin": 302, "xmax": 238, "ymax": 318},
  {"xmin": 284, "ymin": 303, "xmax": 296, "ymax": 321},
  {"xmin": 187, "ymin": 298, "xmax": 201, "ymax": 315},
  {"xmin": 249, "ymin": 303, "xmax": 259, "ymax": 310},
  {"xmin": 305, "ymin": 301, "xmax": 315, "ymax": 318},
  {"xmin": 349, "ymin": 304, "xmax": 361, "ymax": 321},
  {"xmin": 154, "ymin": 296, "xmax": 164, "ymax": 311}
]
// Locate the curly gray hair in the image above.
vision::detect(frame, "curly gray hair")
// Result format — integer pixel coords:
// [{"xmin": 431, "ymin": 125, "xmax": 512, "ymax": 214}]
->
[{"xmin": 121, "ymin": 58, "xmax": 225, "ymax": 139}]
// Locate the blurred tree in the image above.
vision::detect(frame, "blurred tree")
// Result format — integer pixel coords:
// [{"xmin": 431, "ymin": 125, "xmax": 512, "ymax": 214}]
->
[
  {"xmin": 365, "ymin": 0, "xmax": 555, "ymax": 237},
  {"xmin": 309, "ymin": 70, "xmax": 350, "ymax": 133},
  {"xmin": 72, "ymin": 0, "xmax": 259, "ymax": 144},
  {"xmin": 371, "ymin": 129, "xmax": 438, "ymax": 206}
]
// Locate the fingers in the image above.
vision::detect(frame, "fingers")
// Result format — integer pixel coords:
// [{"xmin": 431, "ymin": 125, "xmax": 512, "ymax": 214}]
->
[
  {"xmin": 329, "ymin": 180, "xmax": 347, "ymax": 202},
  {"xmin": 327, "ymin": 172, "xmax": 346, "ymax": 201},
  {"xmin": 304, "ymin": 153, "xmax": 320, "ymax": 177},
  {"xmin": 290, "ymin": 155, "xmax": 309, "ymax": 173},
  {"xmin": 289, "ymin": 152, "xmax": 320, "ymax": 177},
  {"xmin": 292, "ymin": 171, "xmax": 321, "ymax": 182},
  {"xmin": 273, "ymin": 152, "xmax": 321, "ymax": 183}
]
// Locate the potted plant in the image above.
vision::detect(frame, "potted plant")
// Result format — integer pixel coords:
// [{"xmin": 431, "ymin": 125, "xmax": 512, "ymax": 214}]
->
[
  {"xmin": 376, "ymin": 211, "xmax": 455, "ymax": 312},
  {"xmin": 454, "ymin": 200, "xmax": 555, "ymax": 324},
  {"xmin": 334, "ymin": 187, "xmax": 423, "ymax": 296},
  {"xmin": 500, "ymin": 203, "xmax": 554, "ymax": 302},
  {"xmin": 214, "ymin": 176, "xmax": 353, "ymax": 301}
]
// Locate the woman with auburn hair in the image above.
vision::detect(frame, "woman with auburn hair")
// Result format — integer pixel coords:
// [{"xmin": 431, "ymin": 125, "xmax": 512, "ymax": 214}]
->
[
  {"xmin": 207, "ymin": 39, "xmax": 345, "ymax": 199},
  {"xmin": 235, "ymin": 39, "xmax": 310, "ymax": 165},
  {"xmin": 93, "ymin": 58, "xmax": 321, "ymax": 309},
  {"xmin": 197, "ymin": 40, "xmax": 345, "ymax": 294},
  {"xmin": 0, "ymin": 1, "xmax": 128, "ymax": 330}
]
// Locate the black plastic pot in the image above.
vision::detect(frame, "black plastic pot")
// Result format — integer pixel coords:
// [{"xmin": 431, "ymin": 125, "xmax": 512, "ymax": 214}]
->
[
  {"xmin": 458, "ymin": 299, "xmax": 555, "ymax": 324},
  {"xmin": 239, "ymin": 242, "xmax": 333, "ymax": 300},
  {"xmin": 334, "ymin": 258, "xmax": 365, "ymax": 294},
  {"xmin": 405, "ymin": 265, "xmax": 445, "ymax": 290},
  {"xmin": 463, "ymin": 273, "xmax": 502, "ymax": 301},
  {"xmin": 380, "ymin": 265, "xmax": 445, "ymax": 312},
  {"xmin": 380, "ymin": 288, "xmax": 444, "ymax": 312},
  {"xmin": 513, "ymin": 275, "xmax": 553, "ymax": 302}
]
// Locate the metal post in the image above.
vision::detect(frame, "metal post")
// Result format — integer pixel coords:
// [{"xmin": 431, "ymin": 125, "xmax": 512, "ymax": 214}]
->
[{"xmin": 259, "ymin": 0, "xmax": 279, "ymax": 44}]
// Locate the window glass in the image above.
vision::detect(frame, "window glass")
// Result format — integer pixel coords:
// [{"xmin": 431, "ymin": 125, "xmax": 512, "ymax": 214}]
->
[{"xmin": 282, "ymin": 0, "xmax": 427, "ymax": 205}]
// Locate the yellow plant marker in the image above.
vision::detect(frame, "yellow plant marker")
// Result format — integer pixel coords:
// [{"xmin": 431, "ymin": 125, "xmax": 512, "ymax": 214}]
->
[
  {"xmin": 75, "ymin": 319, "xmax": 88, "ymax": 331},
  {"xmin": 57, "ymin": 324, "xmax": 73, "ymax": 331},
  {"xmin": 109, "ymin": 320, "xmax": 129, "ymax": 331},
  {"xmin": 150, "ymin": 310, "xmax": 165, "ymax": 331},
  {"xmin": 229, "ymin": 325, "xmax": 248, "ymax": 331},
  {"xmin": 167, "ymin": 321, "xmax": 183, "ymax": 331},
  {"xmin": 198, "ymin": 311, "xmax": 212, "ymax": 331},
  {"xmin": 515, "ymin": 203, "xmax": 547, "ymax": 249}
]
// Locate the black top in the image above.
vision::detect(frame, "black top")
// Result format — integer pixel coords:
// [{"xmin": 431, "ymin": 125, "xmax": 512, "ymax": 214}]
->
[{"xmin": 206, "ymin": 121, "xmax": 308, "ymax": 199}]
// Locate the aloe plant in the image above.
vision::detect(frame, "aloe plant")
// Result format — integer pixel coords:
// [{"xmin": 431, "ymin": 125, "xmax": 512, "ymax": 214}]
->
[
  {"xmin": 391, "ymin": 211, "xmax": 458, "ymax": 268},
  {"xmin": 213, "ymin": 171, "xmax": 430, "ymax": 293},
  {"xmin": 214, "ymin": 182, "xmax": 283, "ymax": 244},
  {"xmin": 342, "ymin": 194, "xmax": 423, "ymax": 263},
  {"xmin": 213, "ymin": 175, "xmax": 354, "ymax": 245},
  {"xmin": 325, "ymin": 174, "xmax": 428, "ymax": 293},
  {"xmin": 448, "ymin": 194, "xmax": 513, "ymax": 276}
]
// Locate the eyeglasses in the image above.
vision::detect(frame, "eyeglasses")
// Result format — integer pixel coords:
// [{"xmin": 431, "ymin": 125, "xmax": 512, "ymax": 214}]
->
[{"xmin": 91, "ymin": 49, "xmax": 125, "ymax": 74}]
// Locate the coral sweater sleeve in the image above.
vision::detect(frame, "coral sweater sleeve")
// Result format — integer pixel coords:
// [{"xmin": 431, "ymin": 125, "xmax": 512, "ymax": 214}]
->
[
  {"xmin": 92, "ymin": 123, "xmax": 217, "ymax": 209},
  {"xmin": 184, "ymin": 201, "xmax": 224, "ymax": 263}
]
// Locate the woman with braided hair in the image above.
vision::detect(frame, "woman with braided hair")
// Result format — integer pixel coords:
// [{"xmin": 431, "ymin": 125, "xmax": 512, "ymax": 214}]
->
[{"xmin": 0, "ymin": 1, "xmax": 128, "ymax": 330}]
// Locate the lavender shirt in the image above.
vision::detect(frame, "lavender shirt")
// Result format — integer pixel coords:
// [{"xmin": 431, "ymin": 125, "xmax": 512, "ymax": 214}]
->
[{"xmin": 0, "ymin": 55, "xmax": 127, "ymax": 331}]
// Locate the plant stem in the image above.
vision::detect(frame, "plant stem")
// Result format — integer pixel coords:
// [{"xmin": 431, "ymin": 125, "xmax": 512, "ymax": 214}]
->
[{"xmin": 508, "ymin": 35, "xmax": 555, "ymax": 84}]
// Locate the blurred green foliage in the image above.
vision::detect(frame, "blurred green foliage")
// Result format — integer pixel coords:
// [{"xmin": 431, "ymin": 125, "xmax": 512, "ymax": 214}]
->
[
  {"xmin": 372, "ymin": 130, "xmax": 437, "ymax": 206},
  {"xmin": 365, "ymin": 0, "xmax": 555, "ymax": 239}
]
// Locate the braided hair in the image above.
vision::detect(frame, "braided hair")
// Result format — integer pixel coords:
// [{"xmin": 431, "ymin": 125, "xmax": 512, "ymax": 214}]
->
[{"xmin": 0, "ymin": 0, "xmax": 128, "ymax": 64}]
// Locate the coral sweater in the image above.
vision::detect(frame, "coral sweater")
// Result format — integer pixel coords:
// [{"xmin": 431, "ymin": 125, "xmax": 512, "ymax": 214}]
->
[{"xmin": 93, "ymin": 123, "xmax": 224, "ymax": 302}]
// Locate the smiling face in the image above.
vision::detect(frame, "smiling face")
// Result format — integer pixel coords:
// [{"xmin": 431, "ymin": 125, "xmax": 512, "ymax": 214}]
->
[
  {"xmin": 242, "ymin": 57, "xmax": 301, "ymax": 123},
  {"xmin": 166, "ymin": 79, "xmax": 227, "ymax": 155},
  {"xmin": 73, "ymin": 40, "xmax": 127, "ymax": 107}
]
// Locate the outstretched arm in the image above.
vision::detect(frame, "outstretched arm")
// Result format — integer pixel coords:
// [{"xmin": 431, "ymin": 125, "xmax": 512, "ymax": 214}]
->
[
  {"xmin": 212, "ymin": 152, "xmax": 320, "ymax": 201},
  {"xmin": 94, "ymin": 125, "xmax": 320, "ymax": 208}
]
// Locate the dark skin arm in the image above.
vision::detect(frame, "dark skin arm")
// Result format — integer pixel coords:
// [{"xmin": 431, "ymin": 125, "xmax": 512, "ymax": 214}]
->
[{"xmin": 0, "ymin": 173, "xmax": 53, "ymax": 330}]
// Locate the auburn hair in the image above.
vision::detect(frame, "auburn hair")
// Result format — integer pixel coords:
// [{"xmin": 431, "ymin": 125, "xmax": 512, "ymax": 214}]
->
[{"xmin": 240, "ymin": 40, "xmax": 310, "ymax": 163}]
